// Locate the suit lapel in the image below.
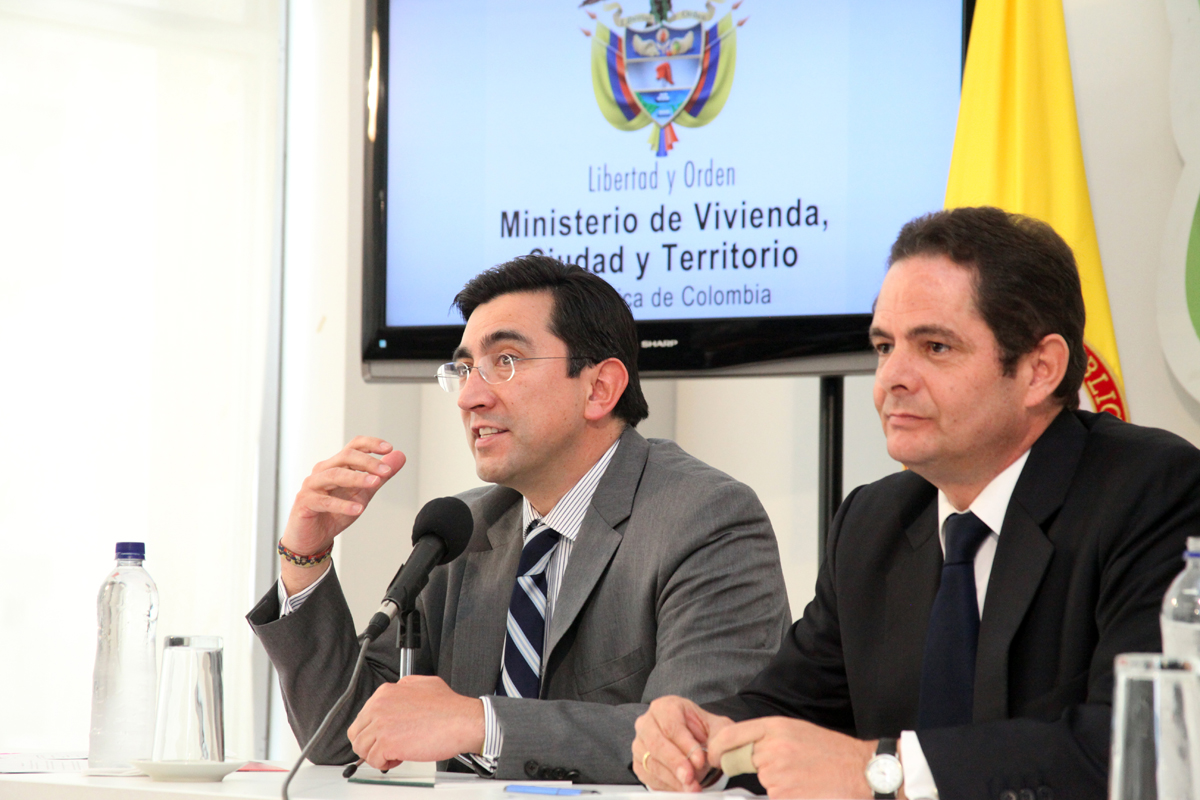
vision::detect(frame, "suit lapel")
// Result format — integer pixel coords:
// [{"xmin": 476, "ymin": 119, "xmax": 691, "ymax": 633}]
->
[
  {"xmin": 545, "ymin": 428, "xmax": 649, "ymax": 658},
  {"xmin": 973, "ymin": 505, "xmax": 1052, "ymax": 721},
  {"xmin": 972, "ymin": 410, "xmax": 1087, "ymax": 722},
  {"xmin": 545, "ymin": 515, "xmax": 624, "ymax": 658},
  {"xmin": 450, "ymin": 497, "xmax": 523, "ymax": 699}
]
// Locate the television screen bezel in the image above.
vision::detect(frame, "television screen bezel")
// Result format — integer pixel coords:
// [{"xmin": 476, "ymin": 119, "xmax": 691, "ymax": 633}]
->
[{"xmin": 362, "ymin": 0, "xmax": 973, "ymax": 380}]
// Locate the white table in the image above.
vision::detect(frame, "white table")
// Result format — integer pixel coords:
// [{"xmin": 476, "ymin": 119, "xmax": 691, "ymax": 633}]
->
[{"xmin": 0, "ymin": 766, "xmax": 666, "ymax": 800}]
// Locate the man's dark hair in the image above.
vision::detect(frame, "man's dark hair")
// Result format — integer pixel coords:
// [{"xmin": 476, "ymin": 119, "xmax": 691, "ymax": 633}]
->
[
  {"xmin": 453, "ymin": 255, "xmax": 649, "ymax": 426},
  {"xmin": 888, "ymin": 206, "xmax": 1086, "ymax": 409}
]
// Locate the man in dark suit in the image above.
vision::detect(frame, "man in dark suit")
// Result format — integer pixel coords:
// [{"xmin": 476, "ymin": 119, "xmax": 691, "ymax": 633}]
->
[
  {"xmin": 248, "ymin": 257, "xmax": 790, "ymax": 782},
  {"xmin": 632, "ymin": 207, "xmax": 1200, "ymax": 799}
]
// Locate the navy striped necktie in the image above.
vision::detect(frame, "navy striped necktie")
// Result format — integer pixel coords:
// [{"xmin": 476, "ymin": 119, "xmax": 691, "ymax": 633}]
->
[
  {"xmin": 918, "ymin": 511, "xmax": 992, "ymax": 729},
  {"xmin": 496, "ymin": 522, "xmax": 562, "ymax": 699}
]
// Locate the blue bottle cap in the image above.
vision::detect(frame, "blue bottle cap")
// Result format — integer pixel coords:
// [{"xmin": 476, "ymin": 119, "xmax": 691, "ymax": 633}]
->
[{"xmin": 115, "ymin": 542, "xmax": 145, "ymax": 559}]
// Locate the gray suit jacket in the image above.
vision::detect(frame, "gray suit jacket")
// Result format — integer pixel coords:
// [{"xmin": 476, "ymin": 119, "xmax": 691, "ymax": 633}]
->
[{"xmin": 248, "ymin": 427, "xmax": 790, "ymax": 783}]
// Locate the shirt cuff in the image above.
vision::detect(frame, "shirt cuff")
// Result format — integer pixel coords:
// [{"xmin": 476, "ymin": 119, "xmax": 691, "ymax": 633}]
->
[
  {"xmin": 276, "ymin": 567, "xmax": 331, "ymax": 618},
  {"xmin": 900, "ymin": 730, "xmax": 938, "ymax": 800},
  {"xmin": 479, "ymin": 695, "xmax": 503, "ymax": 762},
  {"xmin": 451, "ymin": 697, "xmax": 502, "ymax": 776}
]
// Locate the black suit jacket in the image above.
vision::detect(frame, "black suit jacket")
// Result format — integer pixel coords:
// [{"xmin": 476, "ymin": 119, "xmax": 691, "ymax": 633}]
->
[{"xmin": 708, "ymin": 410, "xmax": 1200, "ymax": 799}]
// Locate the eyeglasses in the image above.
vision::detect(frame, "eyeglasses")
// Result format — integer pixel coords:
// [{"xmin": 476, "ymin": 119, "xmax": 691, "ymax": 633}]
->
[{"xmin": 435, "ymin": 353, "xmax": 582, "ymax": 393}]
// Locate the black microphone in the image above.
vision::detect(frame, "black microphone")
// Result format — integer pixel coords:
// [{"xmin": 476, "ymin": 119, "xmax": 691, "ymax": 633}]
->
[{"xmin": 362, "ymin": 497, "xmax": 474, "ymax": 642}]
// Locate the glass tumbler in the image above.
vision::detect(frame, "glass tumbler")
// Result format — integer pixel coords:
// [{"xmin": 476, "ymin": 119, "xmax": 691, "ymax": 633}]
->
[
  {"xmin": 152, "ymin": 636, "xmax": 224, "ymax": 762},
  {"xmin": 1111, "ymin": 653, "xmax": 1200, "ymax": 800}
]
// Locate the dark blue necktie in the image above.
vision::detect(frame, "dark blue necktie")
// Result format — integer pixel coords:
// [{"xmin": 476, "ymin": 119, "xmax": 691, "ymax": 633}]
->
[
  {"xmin": 918, "ymin": 511, "xmax": 992, "ymax": 729},
  {"xmin": 496, "ymin": 522, "xmax": 561, "ymax": 699}
]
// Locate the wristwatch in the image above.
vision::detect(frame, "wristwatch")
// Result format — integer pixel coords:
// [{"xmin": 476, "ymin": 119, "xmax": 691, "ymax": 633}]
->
[{"xmin": 864, "ymin": 737, "xmax": 903, "ymax": 799}]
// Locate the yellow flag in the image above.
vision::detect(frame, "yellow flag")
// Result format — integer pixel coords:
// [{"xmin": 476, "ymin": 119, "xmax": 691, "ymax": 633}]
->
[{"xmin": 945, "ymin": 0, "xmax": 1128, "ymax": 420}]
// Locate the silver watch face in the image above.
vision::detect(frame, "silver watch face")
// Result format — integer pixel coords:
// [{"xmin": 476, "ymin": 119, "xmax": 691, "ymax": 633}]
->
[{"xmin": 866, "ymin": 754, "xmax": 903, "ymax": 794}]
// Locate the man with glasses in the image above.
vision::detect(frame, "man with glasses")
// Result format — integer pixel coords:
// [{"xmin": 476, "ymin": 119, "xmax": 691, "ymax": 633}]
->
[{"xmin": 249, "ymin": 256, "xmax": 790, "ymax": 783}]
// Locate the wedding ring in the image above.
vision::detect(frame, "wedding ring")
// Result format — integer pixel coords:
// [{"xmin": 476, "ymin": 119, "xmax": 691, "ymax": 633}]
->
[{"xmin": 642, "ymin": 750, "xmax": 652, "ymax": 770}]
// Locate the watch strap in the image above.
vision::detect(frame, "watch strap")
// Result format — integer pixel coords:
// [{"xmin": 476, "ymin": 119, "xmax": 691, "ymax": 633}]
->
[{"xmin": 872, "ymin": 738, "xmax": 900, "ymax": 799}]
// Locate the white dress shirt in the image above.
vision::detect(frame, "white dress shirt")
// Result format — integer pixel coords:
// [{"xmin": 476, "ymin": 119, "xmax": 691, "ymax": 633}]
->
[
  {"xmin": 900, "ymin": 449, "xmax": 1030, "ymax": 800},
  {"xmin": 277, "ymin": 437, "xmax": 622, "ymax": 771}
]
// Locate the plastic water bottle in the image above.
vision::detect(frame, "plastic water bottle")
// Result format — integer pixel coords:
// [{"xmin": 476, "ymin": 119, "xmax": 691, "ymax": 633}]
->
[
  {"xmin": 88, "ymin": 542, "xmax": 159, "ymax": 768},
  {"xmin": 1162, "ymin": 537, "xmax": 1200, "ymax": 661}
]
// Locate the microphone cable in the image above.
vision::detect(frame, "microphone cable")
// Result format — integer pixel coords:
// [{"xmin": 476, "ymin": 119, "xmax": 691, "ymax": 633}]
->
[{"xmin": 281, "ymin": 634, "xmax": 371, "ymax": 800}]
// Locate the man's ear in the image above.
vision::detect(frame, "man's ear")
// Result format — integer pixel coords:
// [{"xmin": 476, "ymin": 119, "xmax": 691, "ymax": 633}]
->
[
  {"xmin": 1023, "ymin": 333, "xmax": 1070, "ymax": 409},
  {"xmin": 583, "ymin": 358, "xmax": 629, "ymax": 422}
]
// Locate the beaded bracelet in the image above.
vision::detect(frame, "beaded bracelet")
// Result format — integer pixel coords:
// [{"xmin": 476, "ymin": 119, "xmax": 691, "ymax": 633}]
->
[{"xmin": 277, "ymin": 539, "xmax": 334, "ymax": 567}]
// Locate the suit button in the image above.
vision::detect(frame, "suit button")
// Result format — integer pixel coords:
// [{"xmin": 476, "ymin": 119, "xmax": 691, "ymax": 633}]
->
[
  {"xmin": 1019, "ymin": 790, "xmax": 1036, "ymax": 800},
  {"xmin": 1036, "ymin": 788, "xmax": 1054, "ymax": 800},
  {"xmin": 999, "ymin": 792, "xmax": 1018, "ymax": 800},
  {"xmin": 565, "ymin": 770, "xmax": 581, "ymax": 782},
  {"xmin": 524, "ymin": 761, "xmax": 540, "ymax": 778},
  {"xmin": 551, "ymin": 768, "xmax": 568, "ymax": 781}
]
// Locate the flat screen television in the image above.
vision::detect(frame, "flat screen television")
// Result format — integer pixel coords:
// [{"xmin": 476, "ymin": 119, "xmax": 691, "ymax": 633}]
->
[{"xmin": 363, "ymin": 0, "xmax": 967, "ymax": 380}]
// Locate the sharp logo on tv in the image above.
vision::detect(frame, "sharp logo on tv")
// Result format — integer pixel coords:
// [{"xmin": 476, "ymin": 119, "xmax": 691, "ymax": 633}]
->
[
  {"xmin": 584, "ymin": 0, "xmax": 746, "ymax": 157},
  {"xmin": 641, "ymin": 338, "xmax": 680, "ymax": 348}
]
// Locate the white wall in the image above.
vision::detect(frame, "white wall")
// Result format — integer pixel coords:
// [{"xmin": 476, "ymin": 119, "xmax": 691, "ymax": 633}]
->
[
  {"xmin": 0, "ymin": 0, "xmax": 282, "ymax": 756},
  {"xmin": 278, "ymin": 0, "xmax": 1200, "ymax": 672},
  {"xmin": 1063, "ymin": 0, "xmax": 1200, "ymax": 438}
]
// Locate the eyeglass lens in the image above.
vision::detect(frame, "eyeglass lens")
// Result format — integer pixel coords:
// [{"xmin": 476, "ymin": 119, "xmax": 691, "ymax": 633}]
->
[{"xmin": 436, "ymin": 354, "xmax": 516, "ymax": 392}]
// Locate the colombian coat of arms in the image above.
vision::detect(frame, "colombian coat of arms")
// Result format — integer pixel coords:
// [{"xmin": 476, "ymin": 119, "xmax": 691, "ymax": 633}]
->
[{"xmin": 582, "ymin": 0, "xmax": 746, "ymax": 156}]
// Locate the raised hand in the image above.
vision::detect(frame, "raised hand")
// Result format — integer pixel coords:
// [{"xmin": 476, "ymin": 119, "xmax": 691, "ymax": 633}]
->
[{"xmin": 278, "ymin": 436, "xmax": 406, "ymax": 593}]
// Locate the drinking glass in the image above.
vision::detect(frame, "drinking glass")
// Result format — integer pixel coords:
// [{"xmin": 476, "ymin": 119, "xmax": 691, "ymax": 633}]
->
[
  {"xmin": 1111, "ymin": 653, "xmax": 1200, "ymax": 800},
  {"xmin": 152, "ymin": 636, "xmax": 224, "ymax": 762}
]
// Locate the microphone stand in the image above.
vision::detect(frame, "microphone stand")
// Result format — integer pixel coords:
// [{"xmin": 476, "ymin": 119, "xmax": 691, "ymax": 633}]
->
[{"xmin": 397, "ymin": 607, "xmax": 421, "ymax": 679}]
